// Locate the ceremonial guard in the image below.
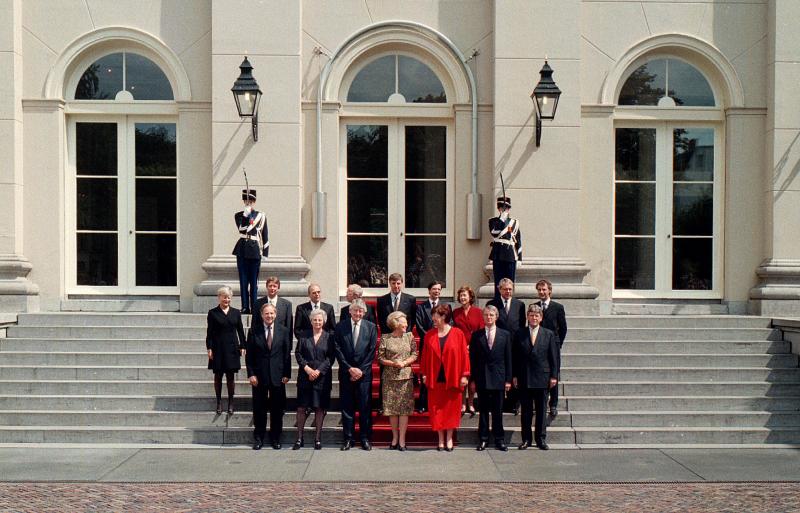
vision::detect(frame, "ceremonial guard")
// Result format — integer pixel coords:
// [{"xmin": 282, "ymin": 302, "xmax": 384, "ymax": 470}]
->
[
  {"xmin": 232, "ymin": 188, "xmax": 269, "ymax": 314},
  {"xmin": 488, "ymin": 196, "xmax": 522, "ymax": 300}
]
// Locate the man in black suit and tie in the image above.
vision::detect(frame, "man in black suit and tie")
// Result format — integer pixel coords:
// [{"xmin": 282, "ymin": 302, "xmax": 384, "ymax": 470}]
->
[
  {"xmin": 536, "ymin": 279, "xmax": 568, "ymax": 417},
  {"xmin": 246, "ymin": 303, "xmax": 292, "ymax": 450},
  {"xmin": 487, "ymin": 278, "xmax": 526, "ymax": 414},
  {"xmin": 470, "ymin": 305, "xmax": 512, "ymax": 451},
  {"xmin": 376, "ymin": 273, "xmax": 417, "ymax": 335},
  {"xmin": 414, "ymin": 280, "xmax": 442, "ymax": 412},
  {"xmin": 334, "ymin": 299, "xmax": 378, "ymax": 451},
  {"xmin": 252, "ymin": 276, "xmax": 293, "ymax": 334},
  {"xmin": 294, "ymin": 283, "xmax": 336, "ymax": 340},
  {"xmin": 513, "ymin": 304, "xmax": 559, "ymax": 451},
  {"xmin": 339, "ymin": 284, "xmax": 376, "ymax": 325}
]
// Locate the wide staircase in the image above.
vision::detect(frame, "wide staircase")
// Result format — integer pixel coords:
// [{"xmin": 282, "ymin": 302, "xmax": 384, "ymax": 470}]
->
[{"xmin": 0, "ymin": 313, "xmax": 798, "ymax": 446}]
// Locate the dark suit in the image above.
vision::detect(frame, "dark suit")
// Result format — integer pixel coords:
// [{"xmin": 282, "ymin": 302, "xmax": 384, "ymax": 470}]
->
[
  {"xmin": 245, "ymin": 323, "xmax": 292, "ymax": 443},
  {"xmin": 334, "ymin": 318, "xmax": 378, "ymax": 442},
  {"xmin": 294, "ymin": 301, "xmax": 336, "ymax": 340},
  {"xmin": 470, "ymin": 327, "xmax": 512, "ymax": 443},
  {"xmin": 487, "ymin": 297, "xmax": 526, "ymax": 337},
  {"xmin": 487, "ymin": 296, "xmax": 526, "ymax": 412},
  {"xmin": 539, "ymin": 299, "xmax": 567, "ymax": 409},
  {"xmin": 251, "ymin": 296, "xmax": 293, "ymax": 334},
  {"xmin": 376, "ymin": 292, "xmax": 417, "ymax": 335},
  {"xmin": 295, "ymin": 332, "xmax": 336, "ymax": 409},
  {"xmin": 513, "ymin": 326, "xmax": 560, "ymax": 445},
  {"xmin": 339, "ymin": 304, "xmax": 377, "ymax": 326}
]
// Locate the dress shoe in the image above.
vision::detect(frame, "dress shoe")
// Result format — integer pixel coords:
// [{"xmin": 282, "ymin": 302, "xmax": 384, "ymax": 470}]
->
[
  {"xmin": 341, "ymin": 439, "xmax": 354, "ymax": 451},
  {"xmin": 252, "ymin": 438, "xmax": 263, "ymax": 450},
  {"xmin": 272, "ymin": 442, "xmax": 282, "ymax": 450},
  {"xmin": 215, "ymin": 400, "xmax": 222, "ymax": 415},
  {"xmin": 388, "ymin": 444, "xmax": 398, "ymax": 450},
  {"xmin": 476, "ymin": 441, "xmax": 488, "ymax": 451},
  {"xmin": 549, "ymin": 406, "xmax": 558, "ymax": 417},
  {"xmin": 495, "ymin": 442, "xmax": 508, "ymax": 452},
  {"xmin": 398, "ymin": 445, "xmax": 407, "ymax": 452},
  {"xmin": 512, "ymin": 406, "xmax": 520, "ymax": 416},
  {"xmin": 418, "ymin": 407, "xmax": 428, "ymax": 414},
  {"xmin": 292, "ymin": 439, "xmax": 304, "ymax": 450},
  {"xmin": 536, "ymin": 441, "xmax": 549, "ymax": 450},
  {"xmin": 468, "ymin": 406, "xmax": 477, "ymax": 418},
  {"xmin": 437, "ymin": 445, "xmax": 444, "ymax": 452},
  {"xmin": 241, "ymin": 308, "xmax": 250, "ymax": 315},
  {"xmin": 314, "ymin": 440, "xmax": 322, "ymax": 450},
  {"xmin": 517, "ymin": 441, "xmax": 531, "ymax": 450},
  {"xmin": 227, "ymin": 402, "xmax": 234, "ymax": 415},
  {"xmin": 361, "ymin": 440, "xmax": 372, "ymax": 451},
  {"xmin": 445, "ymin": 446, "xmax": 454, "ymax": 452}
]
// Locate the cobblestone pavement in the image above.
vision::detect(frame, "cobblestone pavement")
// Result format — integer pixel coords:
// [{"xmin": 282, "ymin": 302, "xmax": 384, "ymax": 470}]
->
[{"xmin": 1, "ymin": 482, "xmax": 799, "ymax": 513}]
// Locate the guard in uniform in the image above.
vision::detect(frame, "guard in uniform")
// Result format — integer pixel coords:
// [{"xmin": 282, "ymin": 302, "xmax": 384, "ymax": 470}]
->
[
  {"xmin": 488, "ymin": 196, "xmax": 522, "ymax": 300},
  {"xmin": 233, "ymin": 189, "xmax": 269, "ymax": 314}
]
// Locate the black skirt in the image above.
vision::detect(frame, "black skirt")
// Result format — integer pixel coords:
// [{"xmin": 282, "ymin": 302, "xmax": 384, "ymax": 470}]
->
[{"xmin": 296, "ymin": 386, "xmax": 331, "ymax": 410}]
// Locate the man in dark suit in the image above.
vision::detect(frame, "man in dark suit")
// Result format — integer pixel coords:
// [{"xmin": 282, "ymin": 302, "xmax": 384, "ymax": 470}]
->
[
  {"xmin": 334, "ymin": 299, "xmax": 378, "ymax": 451},
  {"xmin": 246, "ymin": 303, "xmax": 292, "ymax": 450},
  {"xmin": 294, "ymin": 283, "xmax": 336, "ymax": 340},
  {"xmin": 339, "ymin": 283, "xmax": 376, "ymax": 325},
  {"xmin": 487, "ymin": 278, "xmax": 526, "ymax": 414},
  {"xmin": 376, "ymin": 273, "xmax": 417, "ymax": 335},
  {"xmin": 414, "ymin": 280, "xmax": 442, "ymax": 412},
  {"xmin": 536, "ymin": 279, "xmax": 568, "ymax": 416},
  {"xmin": 513, "ymin": 304, "xmax": 560, "ymax": 451},
  {"xmin": 252, "ymin": 276, "xmax": 293, "ymax": 334},
  {"xmin": 470, "ymin": 305, "xmax": 512, "ymax": 451}
]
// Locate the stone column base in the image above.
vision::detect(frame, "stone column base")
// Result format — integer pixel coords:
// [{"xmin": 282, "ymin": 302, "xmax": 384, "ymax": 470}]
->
[
  {"xmin": 477, "ymin": 257, "xmax": 600, "ymax": 315},
  {"xmin": 0, "ymin": 254, "xmax": 40, "ymax": 313},
  {"xmin": 193, "ymin": 255, "xmax": 311, "ymax": 312},
  {"xmin": 749, "ymin": 259, "xmax": 800, "ymax": 316}
]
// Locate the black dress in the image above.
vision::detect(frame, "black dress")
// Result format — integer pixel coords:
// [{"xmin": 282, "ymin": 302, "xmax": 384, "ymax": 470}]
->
[
  {"xmin": 206, "ymin": 306, "xmax": 246, "ymax": 373},
  {"xmin": 295, "ymin": 331, "xmax": 336, "ymax": 409}
]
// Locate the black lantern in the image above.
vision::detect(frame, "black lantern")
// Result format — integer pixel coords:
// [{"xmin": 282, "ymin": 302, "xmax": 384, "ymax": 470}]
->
[
  {"xmin": 530, "ymin": 60, "xmax": 561, "ymax": 147},
  {"xmin": 231, "ymin": 56, "xmax": 262, "ymax": 142}
]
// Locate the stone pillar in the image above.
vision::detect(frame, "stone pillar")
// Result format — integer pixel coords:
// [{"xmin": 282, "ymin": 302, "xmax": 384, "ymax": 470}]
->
[
  {"xmin": 486, "ymin": 0, "xmax": 598, "ymax": 313},
  {"xmin": 750, "ymin": 0, "xmax": 800, "ymax": 315},
  {"xmin": 193, "ymin": 0, "xmax": 309, "ymax": 312},
  {"xmin": 0, "ymin": 0, "xmax": 38, "ymax": 312}
]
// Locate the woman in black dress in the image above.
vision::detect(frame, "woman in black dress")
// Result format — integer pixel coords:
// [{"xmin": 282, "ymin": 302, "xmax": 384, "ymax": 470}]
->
[
  {"xmin": 206, "ymin": 286, "xmax": 246, "ymax": 415},
  {"xmin": 293, "ymin": 309, "xmax": 336, "ymax": 449}
]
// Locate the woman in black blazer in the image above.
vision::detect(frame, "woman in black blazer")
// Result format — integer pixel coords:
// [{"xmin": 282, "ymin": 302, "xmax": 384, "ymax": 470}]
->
[
  {"xmin": 206, "ymin": 286, "xmax": 246, "ymax": 415},
  {"xmin": 293, "ymin": 309, "xmax": 336, "ymax": 450}
]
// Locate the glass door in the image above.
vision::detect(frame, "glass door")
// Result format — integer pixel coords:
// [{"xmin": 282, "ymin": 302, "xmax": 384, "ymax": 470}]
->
[
  {"xmin": 614, "ymin": 123, "xmax": 721, "ymax": 297},
  {"xmin": 69, "ymin": 117, "xmax": 178, "ymax": 293},
  {"xmin": 343, "ymin": 120, "xmax": 451, "ymax": 295}
]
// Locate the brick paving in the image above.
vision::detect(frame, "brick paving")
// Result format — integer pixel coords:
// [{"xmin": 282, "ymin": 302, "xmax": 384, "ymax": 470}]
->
[{"xmin": 1, "ymin": 482, "xmax": 799, "ymax": 513}]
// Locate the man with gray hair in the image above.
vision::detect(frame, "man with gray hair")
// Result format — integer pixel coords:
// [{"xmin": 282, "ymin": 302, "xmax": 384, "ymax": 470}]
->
[
  {"xmin": 334, "ymin": 299, "xmax": 378, "ymax": 451},
  {"xmin": 294, "ymin": 283, "xmax": 336, "ymax": 340},
  {"xmin": 339, "ymin": 284, "xmax": 377, "ymax": 325}
]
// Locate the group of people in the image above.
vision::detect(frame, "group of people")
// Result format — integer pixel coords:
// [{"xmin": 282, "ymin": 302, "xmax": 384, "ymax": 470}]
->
[
  {"xmin": 213, "ymin": 188, "xmax": 568, "ymax": 450},
  {"xmin": 205, "ymin": 273, "xmax": 568, "ymax": 452}
]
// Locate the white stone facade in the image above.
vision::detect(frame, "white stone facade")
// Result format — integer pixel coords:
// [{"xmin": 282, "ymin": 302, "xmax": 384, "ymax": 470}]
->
[{"xmin": 1, "ymin": 0, "xmax": 797, "ymax": 315}]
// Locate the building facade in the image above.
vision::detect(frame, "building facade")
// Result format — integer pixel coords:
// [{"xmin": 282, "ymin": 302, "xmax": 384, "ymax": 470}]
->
[{"xmin": 1, "ymin": 0, "xmax": 798, "ymax": 315}]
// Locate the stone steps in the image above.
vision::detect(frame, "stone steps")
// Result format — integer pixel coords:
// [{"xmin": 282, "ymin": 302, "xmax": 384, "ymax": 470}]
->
[
  {"xmin": 0, "ymin": 312, "xmax": 798, "ymax": 446},
  {"xmin": 565, "ymin": 396, "xmax": 800, "ymax": 411}
]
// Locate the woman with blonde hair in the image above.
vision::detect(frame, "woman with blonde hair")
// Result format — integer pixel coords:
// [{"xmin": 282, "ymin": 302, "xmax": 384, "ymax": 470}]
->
[
  {"xmin": 205, "ymin": 286, "xmax": 246, "ymax": 415},
  {"xmin": 377, "ymin": 311, "xmax": 418, "ymax": 451}
]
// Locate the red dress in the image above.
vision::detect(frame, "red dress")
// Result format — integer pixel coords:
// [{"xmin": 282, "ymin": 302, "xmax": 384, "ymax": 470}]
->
[
  {"xmin": 420, "ymin": 327, "xmax": 470, "ymax": 431},
  {"xmin": 452, "ymin": 305, "xmax": 485, "ymax": 340}
]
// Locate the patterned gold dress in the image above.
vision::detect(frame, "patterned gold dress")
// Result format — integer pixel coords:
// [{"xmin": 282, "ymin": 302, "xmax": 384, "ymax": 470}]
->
[{"xmin": 379, "ymin": 332, "xmax": 418, "ymax": 416}]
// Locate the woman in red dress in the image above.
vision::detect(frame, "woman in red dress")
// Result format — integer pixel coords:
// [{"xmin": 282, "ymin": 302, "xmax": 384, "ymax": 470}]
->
[
  {"xmin": 452, "ymin": 285, "xmax": 484, "ymax": 416},
  {"xmin": 420, "ymin": 304, "xmax": 470, "ymax": 451}
]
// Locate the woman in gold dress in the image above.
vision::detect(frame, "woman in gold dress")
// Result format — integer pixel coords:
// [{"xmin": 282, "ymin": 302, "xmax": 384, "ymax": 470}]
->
[{"xmin": 378, "ymin": 311, "xmax": 418, "ymax": 451}]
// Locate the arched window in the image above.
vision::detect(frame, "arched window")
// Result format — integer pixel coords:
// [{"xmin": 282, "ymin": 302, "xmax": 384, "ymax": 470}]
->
[
  {"xmin": 74, "ymin": 52, "xmax": 174, "ymax": 101},
  {"xmin": 618, "ymin": 58, "xmax": 714, "ymax": 107},
  {"xmin": 347, "ymin": 54, "xmax": 446, "ymax": 103},
  {"xmin": 613, "ymin": 55, "xmax": 722, "ymax": 298}
]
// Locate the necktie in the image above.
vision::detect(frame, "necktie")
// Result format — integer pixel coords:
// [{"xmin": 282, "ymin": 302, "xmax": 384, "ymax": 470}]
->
[
  {"xmin": 431, "ymin": 300, "xmax": 437, "ymax": 308},
  {"xmin": 487, "ymin": 329, "xmax": 494, "ymax": 350},
  {"xmin": 312, "ymin": 303, "xmax": 318, "ymax": 311},
  {"xmin": 530, "ymin": 328, "xmax": 536, "ymax": 347},
  {"xmin": 266, "ymin": 325, "xmax": 273, "ymax": 350},
  {"xmin": 392, "ymin": 295, "xmax": 398, "ymax": 311},
  {"xmin": 353, "ymin": 322, "xmax": 360, "ymax": 349},
  {"xmin": 542, "ymin": 301, "xmax": 548, "ymax": 312},
  {"xmin": 504, "ymin": 299, "xmax": 509, "ymax": 313}
]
